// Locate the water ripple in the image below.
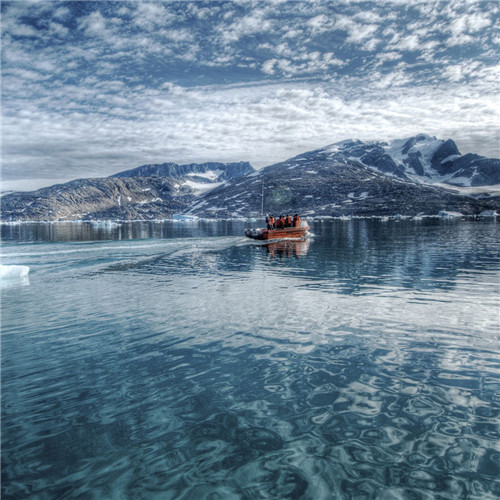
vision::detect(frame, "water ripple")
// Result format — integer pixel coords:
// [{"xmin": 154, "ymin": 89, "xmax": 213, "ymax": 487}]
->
[{"xmin": 2, "ymin": 220, "xmax": 500, "ymax": 499}]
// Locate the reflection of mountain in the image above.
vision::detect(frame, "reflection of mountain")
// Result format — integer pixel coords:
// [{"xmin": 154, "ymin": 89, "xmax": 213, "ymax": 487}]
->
[
  {"xmin": 307, "ymin": 219, "xmax": 498, "ymax": 294},
  {"xmin": 243, "ymin": 219, "xmax": 498, "ymax": 296},
  {"xmin": 265, "ymin": 239, "xmax": 310, "ymax": 259},
  {"xmin": 3, "ymin": 220, "xmax": 496, "ymax": 299}
]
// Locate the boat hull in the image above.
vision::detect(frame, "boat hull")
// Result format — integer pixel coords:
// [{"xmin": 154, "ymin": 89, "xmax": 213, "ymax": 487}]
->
[{"xmin": 245, "ymin": 225, "xmax": 310, "ymax": 240}]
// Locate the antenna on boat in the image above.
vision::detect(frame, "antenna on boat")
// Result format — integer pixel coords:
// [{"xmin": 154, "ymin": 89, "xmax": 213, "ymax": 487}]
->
[{"xmin": 261, "ymin": 180, "xmax": 264, "ymax": 216}]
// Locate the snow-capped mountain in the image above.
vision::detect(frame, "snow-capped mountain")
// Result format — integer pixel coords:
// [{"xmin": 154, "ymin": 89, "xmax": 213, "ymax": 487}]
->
[
  {"xmin": 112, "ymin": 161, "xmax": 254, "ymax": 189},
  {"xmin": 111, "ymin": 161, "xmax": 254, "ymax": 196},
  {"xmin": 324, "ymin": 134, "xmax": 500, "ymax": 187},
  {"xmin": 1, "ymin": 135, "xmax": 498, "ymax": 221},
  {"xmin": 188, "ymin": 139, "xmax": 499, "ymax": 219},
  {"xmin": 0, "ymin": 161, "xmax": 255, "ymax": 221}
]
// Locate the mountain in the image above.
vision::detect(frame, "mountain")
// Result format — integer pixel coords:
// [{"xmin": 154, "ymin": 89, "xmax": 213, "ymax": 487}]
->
[
  {"xmin": 326, "ymin": 134, "xmax": 500, "ymax": 187},
  {"xmin": 1, "ymin": 136, "xmax": 498, "ymax": 222},
  {"xmin": 0, "ymin": 162, "xmax": 254, "ymax": 222},
  {"xmin": 186, "ymin": 142, "xmax": 499, "ymax": 218},
  {"xmin": 112, "ymin": 161, "xmax": 253, "ymax": 183},
  {"xmin": 0, "ymin": 177, "xmax": 190, "ymax": 221}
]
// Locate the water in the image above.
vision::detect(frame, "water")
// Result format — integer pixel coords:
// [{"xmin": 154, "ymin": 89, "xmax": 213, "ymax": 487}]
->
[{"xmin": 1, "ymin": 219, "xmax": 499, "ymax": 499}]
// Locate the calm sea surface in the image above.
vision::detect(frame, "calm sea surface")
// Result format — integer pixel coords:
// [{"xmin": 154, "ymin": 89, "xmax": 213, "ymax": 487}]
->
[{"xmin": 1, "ymin": 219, "xmax": 499, "ymax": 499}]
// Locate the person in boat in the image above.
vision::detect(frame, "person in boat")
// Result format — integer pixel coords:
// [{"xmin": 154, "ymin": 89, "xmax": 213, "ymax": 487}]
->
[
  {"xmin": 285, "ymin": 214, "xmax": 292, "ymax": 227},
  {"xmin": 267, "ymin": 214, "xmax": 275, "ymax": 229},
  {"xmin": 293, "ymin": 214, "xmax": 301, "ymax": 227},
  {"xmin": 275, "ymin": 215, "xmax": 286, "ymax": 229}
]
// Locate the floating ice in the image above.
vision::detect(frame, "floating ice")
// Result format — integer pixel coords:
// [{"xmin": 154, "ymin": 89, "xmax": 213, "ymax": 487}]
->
[
  {"xmin": 479, "ymin": 210, "xmax": 498, "ymax": 217},
  {"xmin": 1, "ymin": 265, "xmax": 30, "ymax": 287},
  {"xmin": 1, "ymin": 265, "xmax": 30, "ymax": 279},
  {"xmin": 172, "ymin": 214, "xmax": 199, "ymax": 222},
  {"xmin": 438, "ymin": 211, "xmax": 463, "ymax": 218}
]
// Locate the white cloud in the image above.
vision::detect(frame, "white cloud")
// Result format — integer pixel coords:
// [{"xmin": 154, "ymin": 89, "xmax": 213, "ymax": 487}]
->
[
  {"xmin": 222, "ymin": 9, "xmax": 274, "ymax": 43},
  {"xmin": 48, "ymin": 21, "xmax": 69, "ymax": 38},
  {"xmin": 449, "ymin": 12, "xmax": 491, "ymax": 35},
  {"xmin": 334, "ymin": 16, "xmax": 379, "ymax": 44},
  {"xmin": 442, "ymin": 64, "xmax": 464, "ymax": 82},
  {"xmin": 307, "ymin": 14, "xmax": 334, "ymax": 35},
  {"xmin": 133, "ymin": 2, "xmax": 175, "ymax": 29},
  {"xmin": 168, "ymin": 28, "xmax": 194, "ymax": 43},
  {"xmin": 3, "ymin": 67, "xmax": 51, "ymax": 81},
  {"xmin": 3, "ymin": 76, "xmax": 499, "ymax": 190},
  {"xmin": 79, "ymin": 11, "xmax": 108, "ymax": 37},
  {"xmin": 1, "ymin": 0, "xmax": 499, "ymax": 190},
  {"xmin": 363, "ymin": 38, "xmax": 381, "ymax": 52},
  {"xmin": 375, "ymin": 51, "xmax": 403, "ymax": 66},
  {"xmin": 4, "ymin": 22, "xmax": 39, "ymax": 38},
  {"xmin": 393, "ymin": 34, "xmax": 420, "ymax": 51},
  {"xmin": 262, "ymin": 59, "xmax": 278, "ymax": 75}
]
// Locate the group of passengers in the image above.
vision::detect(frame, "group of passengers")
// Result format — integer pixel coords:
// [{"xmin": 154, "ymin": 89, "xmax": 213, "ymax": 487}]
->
[{"xmin": 266, "ymin": 213, "xmax": 301, "ymax": 230}]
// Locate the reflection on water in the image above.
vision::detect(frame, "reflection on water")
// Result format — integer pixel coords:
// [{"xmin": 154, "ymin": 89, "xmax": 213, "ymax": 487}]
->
[
  {"xmin": 1, "ymin": 219, "xmax": 499, "ymax": 499},
  {"xmin": 0, "ymin": 219, "xmax": 245, "ymax": 243},
  {"xmin": 265, "ymin": 239, "xmax": 311, "ymax": 259}
]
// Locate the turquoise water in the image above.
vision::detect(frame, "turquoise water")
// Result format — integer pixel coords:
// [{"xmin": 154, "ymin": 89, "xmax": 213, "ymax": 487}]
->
[{"xmin": 1, "ymin": 219, "xmax": 499, "ymax": 499}]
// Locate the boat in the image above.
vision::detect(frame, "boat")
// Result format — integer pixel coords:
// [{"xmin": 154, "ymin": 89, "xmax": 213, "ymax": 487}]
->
[{"xmin": 244, "ymin": 221, "xmax": 310, "ymax": 240}]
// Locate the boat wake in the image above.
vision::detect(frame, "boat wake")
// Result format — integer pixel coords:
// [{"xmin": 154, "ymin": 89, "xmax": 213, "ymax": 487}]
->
[{"xmin": 1, "ymin": 237, "xmax": 251, "ymax": 281}]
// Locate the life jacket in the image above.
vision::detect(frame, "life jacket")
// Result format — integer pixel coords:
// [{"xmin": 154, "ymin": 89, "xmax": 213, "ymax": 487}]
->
[
  {"xmin": 285, "ymin": 216, "xmax": 292, "ymax": 226},
  {"xmin": 294, "ymin": 216, "xmax": 301, "ymax": 227}
]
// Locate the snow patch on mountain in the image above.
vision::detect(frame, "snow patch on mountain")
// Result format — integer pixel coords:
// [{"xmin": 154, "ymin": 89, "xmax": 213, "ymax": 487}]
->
[
  {"xmin": 187, "ymin": 169, "xmax": 224, "ymax": 181},
  {"xmin": 182, "ymin": 180, "xmax": 225, "ymax": 194},
  {"xmin": 321, "ymin": 134, "xmax": 499, "ymax": 188},
  {"xmin": 384, "ymin": 134, "xmax": 438, "ymax": 176}
]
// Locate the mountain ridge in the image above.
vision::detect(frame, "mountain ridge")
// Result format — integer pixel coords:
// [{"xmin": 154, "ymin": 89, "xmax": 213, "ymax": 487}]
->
[
  {"xmin": 1, "ymin": 135, "xmax": 499, "ymax": 221},
  {"xmin": 325, "ymin": 134, "xmax": 500, "ymax": 187},
  {"xmin": 111, "ymin": 161, "xmax": 253, "ymax": 182},
  {"xmin": 187, "ymin": 144, "xmax": 499, "ymax": 219}
]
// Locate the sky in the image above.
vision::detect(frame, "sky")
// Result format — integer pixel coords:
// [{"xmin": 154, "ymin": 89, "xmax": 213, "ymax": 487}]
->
[{"xmin": 1, "ymin": 0, "xmax": 499, "ymax": 191}]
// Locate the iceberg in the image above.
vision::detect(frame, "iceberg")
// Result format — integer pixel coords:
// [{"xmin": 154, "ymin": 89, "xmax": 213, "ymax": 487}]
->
[
  {"xmin": 438, "ymin": 211, "xmax": 463, "ymax": 218},
  {"xmin": 1, "ymin": 265, "xmax": 30, "ymax": 287},
  {"xmin": 1, "ymin": 265, "xmax": 30, "ymax": 279},
  {"xmin": 172, "ymin": 214, "xmax": 199, "ymax": 222}
]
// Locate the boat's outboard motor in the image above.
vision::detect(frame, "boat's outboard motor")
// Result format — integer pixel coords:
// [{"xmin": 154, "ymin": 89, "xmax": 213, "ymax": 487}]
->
[{"xmin": 245, "ymin": 228, "xmax": 262, "ymax": 238}]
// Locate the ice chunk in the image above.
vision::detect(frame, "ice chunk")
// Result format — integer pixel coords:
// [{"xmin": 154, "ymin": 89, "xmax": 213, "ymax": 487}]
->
[
  {"xmin": 1, "ymin": 265, "xmax": 30, "ymax": 287},
  {"xmin": 438, "ymin": 211, "xmax": 463, "ymax": 218},
  {"xmin": 1, "ymin": 265, "xmax": 30, "ymax": 279}
]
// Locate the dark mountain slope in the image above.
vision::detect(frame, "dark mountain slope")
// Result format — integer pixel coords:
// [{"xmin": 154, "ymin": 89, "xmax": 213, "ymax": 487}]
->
[
  {"xmin": 1, "ymin": 135, "xmax": 498, "ymax": 222},
  {"xmin": 187, "ymin": 148, "xmax": 499, "ymax": 218},
  {"xmin": 1, "ymin": 162, "xmax": 254, "ymax": 221},
  {"xmin": 327, "ymin": 135, "xmax": 500, "ymax": 186},
  {"xmin": 0, "ymin": 177, "xmax": 193, "ymax": 221},
  {"xmin": 111, "ymin": 161, "xmax": 254, "ymax": 183}
]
